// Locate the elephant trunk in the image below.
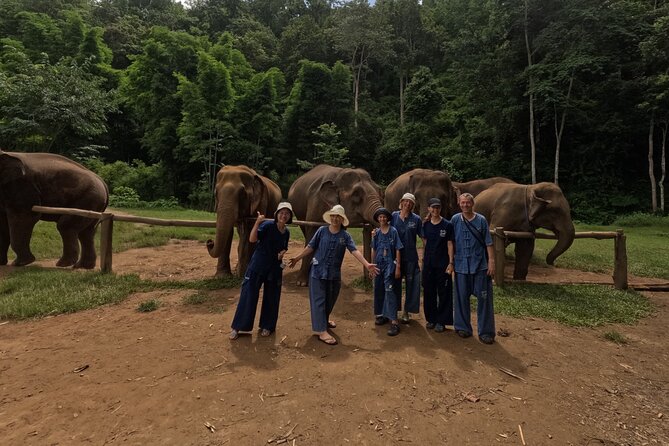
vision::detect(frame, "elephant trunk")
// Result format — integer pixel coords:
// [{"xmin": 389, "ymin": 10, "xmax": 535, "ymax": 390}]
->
[
  {"xmin": 362, "ymin": 194, "xmax": 384, "ymax": 225},
  {"xmin": 206, "ymin": 187, "xmax": 239, "ymax": 259},
  {"xmin": 546, "ymin": 221, "xmax": 575, "ymax": 265}
]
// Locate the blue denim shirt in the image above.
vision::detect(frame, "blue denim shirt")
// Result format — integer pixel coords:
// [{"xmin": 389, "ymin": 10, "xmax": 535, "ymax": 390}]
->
[
  {"xmin": 372, "ymin": 226, "xmax": 403, "ymax": 267},
  {"xmin": 451, "ymin": 212, "xmax": 492, "ymax": 274},
  {"xmin": 307, "ymin": 225, "xmax": 358, "ymax": 280},
  {"xmin": 422, "ymin": 218, "xmax": 454, "ymax": 269},
  {"xmin": 391, "ymin": 211, "xmax": 422, "ymax": 263},
  {"xmin": 246, "ymin": 220, "xmax": 290, "ymax": 275}
]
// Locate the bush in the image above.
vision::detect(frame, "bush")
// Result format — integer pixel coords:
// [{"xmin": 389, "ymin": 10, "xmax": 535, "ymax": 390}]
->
[
  {"xmin": 612, "ymin": 212, "xmax": 669, "ymax": 227},
  {"xmin": 109, "ymin": 186, "xmax": 140, "ymax": 207}
]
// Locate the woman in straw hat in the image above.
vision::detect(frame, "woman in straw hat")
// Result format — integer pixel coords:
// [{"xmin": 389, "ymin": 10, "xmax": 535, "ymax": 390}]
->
[
  {"xmin": 229, "ymin": 202, "xmax": 293, "ymax": 340},
  {"xmin": 289, "ymin": 205, "xmax": 379, "ymax": 345}
]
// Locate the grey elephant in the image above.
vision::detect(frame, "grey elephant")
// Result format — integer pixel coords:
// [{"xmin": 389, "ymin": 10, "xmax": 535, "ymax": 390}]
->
[
  {"xmin": 288, "ymin": 164, "xmax": 383, "ymax": 286},
  {"xmin": 453, "ymin": 177, "xmax": 516, "ymax": 197},
  {"xmin": 473, "ymin": 182, "xmax": 575, "ymax": 280},
  {"xmin": 384, "ymin": 168, "xmax": 459, "ymax": 218},
  {"xmin": 206, "ymin": 165, "xmax": 282, "ymax": 278},
  {"xmin": 0, "ymin": 151, "xmax": 109, "ymax": 269}
]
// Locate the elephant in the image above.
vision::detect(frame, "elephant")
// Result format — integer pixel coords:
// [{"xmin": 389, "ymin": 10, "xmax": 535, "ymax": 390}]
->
[
  {"xmin": 0, "ymin": 151, "xmax": 109, "ymax": 269},
  {"xmin": 473, "ymin": 182, "xmax": 576, "ymax": 280},
  {"xmin": 384, "ymin": 169, "xmax": 459, "ymax": 219},
  {"xmin": 287, "ymin": 164, "xmax": 384, "ymax": 286},
  {"xmin": 206, "ymin": 165, "xmax": 282, "ymax": 278},
  {"xmin": 453, "ymin": 177, "xmax": 516, "ymax": 197}
]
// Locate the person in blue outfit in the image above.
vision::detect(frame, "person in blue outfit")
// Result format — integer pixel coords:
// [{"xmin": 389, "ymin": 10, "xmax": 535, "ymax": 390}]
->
[
  {"xmin": 421, "ymin": 198, "xmax": 455, "ymax": 333},
  {"xmin": 391, "ymin": 193, "xmax": 423, "ymax": 325},
  {"xmin": 289, "ymin": 205, "xmax": 379, "ymax": 345},
  {"xmin": 371, "ymin": 208, "xmax": 404, "ymax": 336},
  {"xmin": 229, "ymin": 202, "xmax": 293, "ymax": 340},
  {"xmin": 451, "ymin": 193, "xmax": 496, "ymax": 345}
]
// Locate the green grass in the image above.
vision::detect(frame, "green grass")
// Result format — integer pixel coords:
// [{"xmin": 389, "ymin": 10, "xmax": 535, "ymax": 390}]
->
[
  {"xmin": 0, "ymin": 268, "xmax": 240, "ymax": 320},
  {"xmin": 603, "ymin": 330, "xmax": 629, "ymax": 344},
  {"xmin": 350, "ymin": 275, "xmax": 373, "ymax": 292},
  {"xmin": 137, "ymin": 299, "xmax": 160, "ymax": 312},
  {"xmin": 183, "ymin": 292, "xmax": 214, "ymax": 305},
  {"xmin": 494, "ymin": 284, "xmax": 653, "ymax": 327}
]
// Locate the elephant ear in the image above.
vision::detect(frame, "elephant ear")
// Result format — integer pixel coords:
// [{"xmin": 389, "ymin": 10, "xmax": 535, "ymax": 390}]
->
[
  {"xmin": 0, "ymin": 153, "xmax": 26, "ymax": 184},
  {"xmin": 251, "ymin": 175, "xmax": 269, "ymax": 215},
  {"xmin": 528, "ymin": 191, "xmax": 552, "ymax": 223},
  {"xmin": 318, "ymin": 180, "xmax": 339, "ymax": 208}
]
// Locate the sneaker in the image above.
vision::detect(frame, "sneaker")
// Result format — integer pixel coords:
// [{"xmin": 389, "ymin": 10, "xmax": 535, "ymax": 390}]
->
[
  {"xmin": 456, "ymin": 330, "xmax": 471, "ymax": 338},
  {"xmin": 375, "ymin": 316, "xmax": 388, "ymax": 326},
  {"xmin": 400, "ymin": 312, "xmax": 410, "ymax": 324},
  {"xmin": 387, "ymin": 324, "xmax": 400, "ymax": 336},
  {"xmin": 434, "ymin": 324, "xmax": 445, "ymax": 333},
  {"xmin": 479, "ymin": 335, "xmax": 495, "ymax": 345},
  {"xmin": 425, "ymin": 322, "xmax": 436, "ymax": 330}
]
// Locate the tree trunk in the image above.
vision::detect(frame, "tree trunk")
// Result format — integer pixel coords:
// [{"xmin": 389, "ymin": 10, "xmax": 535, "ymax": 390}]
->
[
  {"xmin": 661, "ymin": 122, "xmax": 667, "ymax": 212},
  {"xmin": 649, "ymin": 115, "xmax": 657, "ymax": 212},
  {"xmin": 524, "ymin": 0, "xmax": 537, "ymax": 184},
  {"xmin": 399, "ymin": 72, "xmax": 405, "ymax": 128},
  {"xmin": 553, "ymin": 73, "xmax": 574, "ymax": 186}
]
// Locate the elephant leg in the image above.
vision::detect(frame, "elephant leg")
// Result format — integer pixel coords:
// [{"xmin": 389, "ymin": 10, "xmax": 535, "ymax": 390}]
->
[
  {"xmin": 74, "ymin": 221, "xmax": 97, "ymax": 269},
  {"xmin": 297, "ymin": 225, "xmax": 317, "ymax": 287},
  {"xmin": 513, "ymin": 238, "xmax": 535, "ymax": 280},
  {"xmin": 7, "ymin": 212, "xmax": 38, "ymax": 266},
  {"xmin": 56, "ymin": 216, "xmax": 82, "ymax": 267},
  {"xmin": 236, "ymin": 221, "xmax": 256, "ymax": 277},
  {"xmin": 0, "ymin": 211, "xmax": 9, "ymax": 265}
]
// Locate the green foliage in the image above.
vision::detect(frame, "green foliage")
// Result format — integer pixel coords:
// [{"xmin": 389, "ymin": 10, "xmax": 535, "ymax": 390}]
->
[
  {"xmin": 137, "ymin": 299, "xmax": 160, "ymax": 312},
  {"xmin": 350, "ymin": 275, "xmax": 373, "ymax": 292},
  {"xmin": 612, "ymin": 213, "xmax": 669, "ymax": 227},
  {"xmin": 494, "ymin": 284, "xmax": 653, "ymax": 327},
  {"xmin": 109, "ymin": 185, "xmax": 141, "ymax": 207},
  {"xmin": 183, "ymin": 292, "xmax": 212, "ymax": 305},
  {"xmin": 87, "ymin": 159, "xmax": 170, "ymax": 201}
]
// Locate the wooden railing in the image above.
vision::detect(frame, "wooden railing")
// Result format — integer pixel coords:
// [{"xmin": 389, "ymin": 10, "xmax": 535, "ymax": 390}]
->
[
  {"xmin": 491, "ymin": 227, "xmax": 627, "ymax": 289},
  {"xmin": 31, "ymin": 206, "xmax": 627, "ymax": 289}
]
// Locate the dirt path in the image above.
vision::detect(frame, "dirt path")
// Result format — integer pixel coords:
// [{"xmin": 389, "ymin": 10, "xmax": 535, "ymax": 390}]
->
[{"xmin": 1, "ymin": 240, "xmax": 667, "ymax": 445}]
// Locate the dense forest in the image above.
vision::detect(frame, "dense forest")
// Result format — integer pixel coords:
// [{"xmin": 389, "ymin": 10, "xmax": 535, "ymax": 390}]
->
[{"xmin": 0, "ymin": 0, "xmax": 667, "ymax": 222}]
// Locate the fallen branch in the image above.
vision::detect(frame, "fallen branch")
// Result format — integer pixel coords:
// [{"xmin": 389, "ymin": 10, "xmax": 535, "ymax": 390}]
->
[
  {"xmin": 498, "ymin": 367, "xmax": 526, "ymax": 382},
  {"xmin": 518, "ymin": 424, "xmax": 526, "ymax": 445}
]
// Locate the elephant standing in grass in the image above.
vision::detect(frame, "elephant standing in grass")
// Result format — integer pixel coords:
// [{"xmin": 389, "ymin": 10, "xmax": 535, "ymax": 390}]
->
[
  {"xmin": 206, "ymin": 165, "xmax": 281, "ymax": 278},
  {"xmin": 288, "ymin": 164, "xmax": 384, "ymax": 286},
  {"xmin": 384, "ymin": 169, "xmax": 459, "ymax": 219},
  {"xmin": 474, "ymin": 182, "xmax": 576, "ymax": 280},
  {"xmin": 0, "ymin": 151, "xmax": 108, "ymax": 269},
  {"xmin": 453, "ymin": 177, "xmax": 516, "ymax": 197}
]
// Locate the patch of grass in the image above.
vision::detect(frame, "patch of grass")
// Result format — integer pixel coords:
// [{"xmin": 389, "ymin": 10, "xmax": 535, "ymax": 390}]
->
[
  {"xmin": 350, "ymin": 275, "xmax": 373, "ymax": 292},
  {"xmin": 0, "ymin": 268, "xmax": 150, "ymax": 319},
  {"xmin": 603, "ymin": 330, "xmax": 628, "ymax": 344},
  {"xmin": 137, "ymin": 299, "xmax": 160, "ymax": 312},
  {"xmin": 494, "ymin": 283, "xmax": 653, "ymax": 327},
  {"xmin": 183, "ymin": 292, "xmax": 212, "ymax": 305},
  {"xmin": 612, "ymin": 213, "xmax": 669, "ymax": 227},
  {"xmin": 0, "ymin": 268, "xmax": 241, "ymax": 320}
]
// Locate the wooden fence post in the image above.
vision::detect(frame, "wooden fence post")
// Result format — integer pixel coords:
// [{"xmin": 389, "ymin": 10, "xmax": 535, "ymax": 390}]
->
[
  {"xmin": 613, "ymin": 229, "xmax": 628, "ymax": 290},
  {"xmin": 99, "ymin": 213, "xmax": 113, "ymax": 273},
  {"xmin": 493, "ymin": 227, "xmax": 506, "ymax": 286},
  {"xmin": 363, "ymin": 224, "xmax": 372, "ymax": 282}
]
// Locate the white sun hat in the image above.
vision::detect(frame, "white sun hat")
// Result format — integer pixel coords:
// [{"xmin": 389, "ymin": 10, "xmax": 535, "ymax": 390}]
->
[
  {"xmin": 399, "ymin": 192, "xmax": 416, "ymax": 208},
  {"xmin": 322, "ymin": 204, "xmax": 350, "ymax": 227},
  {"xmin": 274, "ymin": 202, "xmax": 293, "ymax": 224}
]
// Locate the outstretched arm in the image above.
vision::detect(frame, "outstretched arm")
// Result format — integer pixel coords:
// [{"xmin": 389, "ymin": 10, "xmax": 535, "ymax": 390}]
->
[
  {"xmin": 288, "ymin": 246, "xmax": 314, "ymax": 268},
  {"xmin": 351, "ymin": 250, "xmax": 380, "ymax": 276}
]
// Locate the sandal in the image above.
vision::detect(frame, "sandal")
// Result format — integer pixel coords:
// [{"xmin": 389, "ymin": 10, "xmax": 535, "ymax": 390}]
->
[
  {"xmin": 318, "ymin": 334, "xmax": 338, "ymax": 345},
  {"xmin": 259, "ymin": 329, "xmax": 272, "ymax": 337},
  {"xmin": 229, "ymin": 329, "xmax": 239, "ymax": 340},
  {"xmin": 327, "ymin": 320, "xmax": 337, "ymax": 329}
]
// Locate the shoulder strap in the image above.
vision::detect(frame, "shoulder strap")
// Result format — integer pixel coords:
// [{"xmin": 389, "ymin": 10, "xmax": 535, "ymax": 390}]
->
[{"xmin": 462, "ymin": 215, "xmax": 486, "ymax": 249}]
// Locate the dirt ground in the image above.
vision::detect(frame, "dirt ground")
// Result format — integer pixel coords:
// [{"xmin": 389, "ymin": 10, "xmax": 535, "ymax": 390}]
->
[{"xmin": 1, "ymin": 239, "xmax": 667, "ymax": 445}]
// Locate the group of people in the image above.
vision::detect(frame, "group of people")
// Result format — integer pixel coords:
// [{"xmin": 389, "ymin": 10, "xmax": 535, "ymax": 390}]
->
[{"xmin": 228, "ymin": 192, "xmax": 496, "ymax": 346}]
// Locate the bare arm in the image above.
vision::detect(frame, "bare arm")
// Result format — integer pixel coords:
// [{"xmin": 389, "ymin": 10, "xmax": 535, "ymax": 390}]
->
[
  {"xmin": 446, "ymin": 240, "xmax": 455, "ymax": 275},
  {"xmin": 248, "ymin": 212, "xmax": 264, "ymax": 243},
  {"xmin": 288, "ymin": 246, "xmax": 314, "ymax": 268},
  {"xmin": 351, "ymin": 250, "xmax": 380, "ymax": 276},
  {"xmin": 486, "ymin": 244, "xmax": 495, "ymax": 277}
]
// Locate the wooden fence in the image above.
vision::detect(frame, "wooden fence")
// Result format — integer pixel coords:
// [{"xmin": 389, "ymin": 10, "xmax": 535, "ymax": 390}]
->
[{"xmin": 31, "ymin": 206, "xmax": 627, "ymax": 289}]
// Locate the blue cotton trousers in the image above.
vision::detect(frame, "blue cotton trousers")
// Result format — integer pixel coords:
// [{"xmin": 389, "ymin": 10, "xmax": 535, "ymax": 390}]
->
[
  {"xmin": 309, "ymin": 277, "xmax": 342, "ymax": 332},
  {"xmin": 395, "ymin": 260, "xmax": 421, "ymax": 314},
  {"xmin": 454, "ymin": 270, "xmax": 495, "ymax": 338},
  {"xmin": 422, "ymin": 266, "xmax": 453, "ymax": 325},
  {"xmin": 373, "ymin": 261, "xmax": 399, "ymax": 320},
  {"xmin": 231, "ymin": 267, "xmax": 282, "ymax": 332}
]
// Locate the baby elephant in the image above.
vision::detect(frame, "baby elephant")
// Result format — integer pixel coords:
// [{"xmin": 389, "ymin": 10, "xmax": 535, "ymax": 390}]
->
[{"xmin": 0, "ymin": 151, "xmax": 109, "ymax": 268}]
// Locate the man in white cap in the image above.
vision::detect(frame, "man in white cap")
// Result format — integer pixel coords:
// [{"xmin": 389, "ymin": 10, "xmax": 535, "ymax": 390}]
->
[
  {"xmin": 390, "ymin": 192, "xmax": 423, "ymax": 324},
  {"xmin": 289, "ymin": 204, "xmax": 379, "ymax": 345}
]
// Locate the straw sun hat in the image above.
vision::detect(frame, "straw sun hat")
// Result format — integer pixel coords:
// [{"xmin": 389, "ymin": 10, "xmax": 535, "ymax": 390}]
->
[{"xmin": 322, "ymin": 204, "xmax": 350, "ymax": 226}]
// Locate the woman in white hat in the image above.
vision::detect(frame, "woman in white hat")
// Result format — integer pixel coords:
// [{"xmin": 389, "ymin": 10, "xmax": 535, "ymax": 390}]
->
[
  {"xmin": 229, "ymin": 202, "xmax": 293, "ymax": 340},
  {"xmin": 289, "ymin": 204, "xmax": 379, "ymax": 345}
]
